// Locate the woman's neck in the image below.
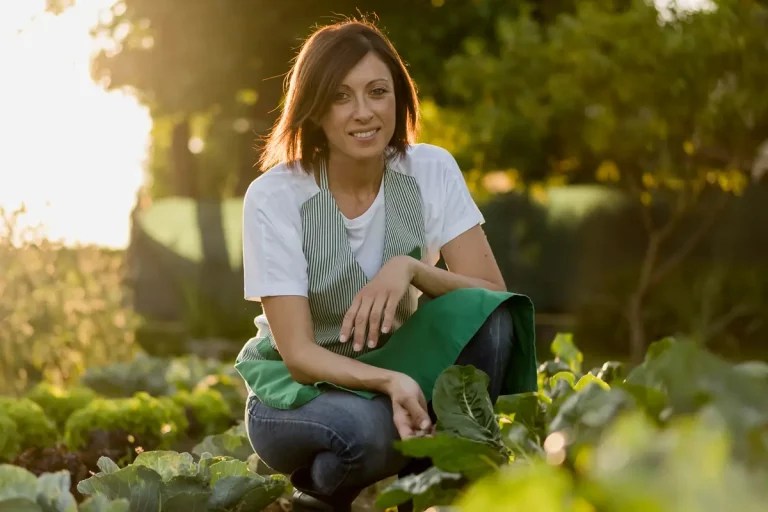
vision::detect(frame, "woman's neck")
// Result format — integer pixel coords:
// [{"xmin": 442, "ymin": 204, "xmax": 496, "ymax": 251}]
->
[{"xmin": 325, "ymin": 151, "xmax": 384, "ymax": 196}]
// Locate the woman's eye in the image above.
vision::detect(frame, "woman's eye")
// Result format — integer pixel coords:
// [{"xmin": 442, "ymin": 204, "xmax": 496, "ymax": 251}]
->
[
  {"xmin": 371, "ymin": 88, "xmax": 388, "ymax": 96},
  {"xmin": 334, "ymin": 92, "xmax": 349, "ymax": 101}
]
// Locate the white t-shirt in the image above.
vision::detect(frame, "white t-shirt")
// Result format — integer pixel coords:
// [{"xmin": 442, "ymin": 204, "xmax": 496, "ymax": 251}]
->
[{"xmin": 242, "ymin": 143, "xmax": 485, "ymax": 302}]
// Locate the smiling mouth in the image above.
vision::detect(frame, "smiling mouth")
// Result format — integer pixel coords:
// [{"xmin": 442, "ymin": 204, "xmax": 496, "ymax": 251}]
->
[{"xmin": 350, "ymin": 128, "xmax": 380, "ymax": 140}]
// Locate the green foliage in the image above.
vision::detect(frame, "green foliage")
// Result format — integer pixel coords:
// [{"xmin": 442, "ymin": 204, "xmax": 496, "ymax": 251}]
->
[
  {"xmin": 25, "ymin": 383, "xmax": 100, "ymax": 430},
  {"xmin": 76, "ymin": 451, "xmax": 287, "ymax": 512},
  {"xmin": 379, "ymin": 334, "xmax": 768, "ymax": 510},
  {"xmin": 0, "ymin": 206, "xmax": 139, "ymax": 396},
  {"xmin": 64, "ymin": 393, "xmax": 188, "ymax": 454},
  {"xmin": 0, "ymin": 398, "xmax": 58, "ymax": 460},
  {"xmin": 170, "ymin": 389, "xmax": 234, "ymax": 437},
  {"xmin": 80, "ymin": 354, "xmax": 171, "ymax": 398},
  {"xmin": 0, "ymin": 412, "xmax": 22, "ymax": 463},
  {"xmin": 191, "ymin": 423, "xmax": 253, "ymax": 463},
  {"xmin": 0, "ymin": 463, "xmax": 129, "ymax": 511},
  {"xmin": 80, "ymin": 353, "xmax": 246, "ymax": 407}
]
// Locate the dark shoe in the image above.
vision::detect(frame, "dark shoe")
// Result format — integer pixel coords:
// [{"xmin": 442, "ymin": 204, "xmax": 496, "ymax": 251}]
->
[{"xmin": 291, "ymin": 488, "xmax": 350, "ymax": 512}]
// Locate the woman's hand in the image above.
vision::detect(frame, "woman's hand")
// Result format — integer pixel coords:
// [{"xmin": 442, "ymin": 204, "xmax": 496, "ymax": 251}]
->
[
  {"xmin": 340, "ymin": 255, "xmax": 415, "ymax": 351},
  {"xmin": 385, "ymin": 372, "xmax": 432, "ymax": 440}
]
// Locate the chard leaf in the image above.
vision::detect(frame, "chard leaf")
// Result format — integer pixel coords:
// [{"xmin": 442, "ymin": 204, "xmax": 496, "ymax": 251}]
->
[
  {"xmin": 551, "ymin": 333, "xmax": 583, "ymax": 374},
  {"xmin": 494, "ymin": 393, "xmax": 547, "ymax": 437},
  {"xmin": 432, "ymin": 366, "xmax": 505, "ymax": 452},
  {"xmin": 549, "ymin": 385, "xmax": 635, "ymax": 447},
  {"xmin": 376, "ymin": 467, "xmax": 462, "ymax": 511},
  {"xmin": 575, "ymin": 374, "xmax": 610, "ymax": 391},
  {"xmin": 394, "ymin": 434, "xmax": 506, "ymax": 480}
]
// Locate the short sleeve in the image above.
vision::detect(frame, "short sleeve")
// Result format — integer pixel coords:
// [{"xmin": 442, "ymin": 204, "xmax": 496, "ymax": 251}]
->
[
  {"xmin": 439, "ymin": 153, "xmax": 485, "ymax": 247},
  {"xmin": 242, "ymin": 187, "xmax": 308, "ymax": 301}
]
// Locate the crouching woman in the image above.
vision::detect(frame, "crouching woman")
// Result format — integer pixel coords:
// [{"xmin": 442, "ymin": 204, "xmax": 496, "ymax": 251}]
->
[{"xmin": 234, "ymin": 19, "xmax": 537, "ymax": 512}]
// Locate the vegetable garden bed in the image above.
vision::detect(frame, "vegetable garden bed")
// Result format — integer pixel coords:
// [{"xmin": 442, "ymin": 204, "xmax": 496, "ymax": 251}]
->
[{"xmin": 1, "ymin": 336, "xmax": 766, "ymax": 511}]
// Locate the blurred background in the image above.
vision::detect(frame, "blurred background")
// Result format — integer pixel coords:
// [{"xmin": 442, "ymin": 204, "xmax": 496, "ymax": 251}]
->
[{"xmin": 1, "ymin": 0, "xmax": 767, "ymax": 397}]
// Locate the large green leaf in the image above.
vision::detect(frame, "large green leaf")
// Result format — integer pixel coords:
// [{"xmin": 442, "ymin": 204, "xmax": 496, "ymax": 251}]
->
[
  {"xmin": 233, "ymin": 476, "xmax": 287, "ymax": 511},
  {"xmin": 77, "ymin": 465, "xmax": 162, "ymax": 512},
  {"xmin": 394, "ymin": 434, "xmax": 507, "ymax": 481},
  {"xmin": 96, "ymin": 458, "xmax": 120, "ymax": 476},
  {"xmin": 79, "ymin": 496, "xmax": 130, "ymax": 512},
  {"xmin": 457, "ymin": 461, "xmax": 575, "ymax": 511},
  {"xmin": 495, "ymin": 392, "xmax": 548, "ymax": 438},
  {"xmin": 583, "ymin": 410, "xmax": 768, "ymax": 512},
  {"xmin": 500, "ymin": 422, "xmax": 544, "ymax": 459},
  {"xmin": 0, "ymin": 465, "xmax": 38, "ymax": 503},
  {"xmin": 376, "ymin": 467, "xmax": 462, "ymax": 511},
  {"xmin": 207, "ymin": 476, "xmax": 265, "ymax": 510},
  {"xmin": 0, "ymin": 498, "xmax": 42, "ymax": 512},
  {"xmin": 196, "ymin": 453, "xmax": 230, "ymax": 484},
  {"xmin": 548, "ymin": 384, "xmax": 637, "ymax": 449},
  {"xmin": 432, "ymin": 366, "xmax": 505, "ymax": 452},
  {"xmin": 162, "ymin": 492, "xmax": 210, "ymax": 512},
  {"xmin": 192, "ymin": 424, "xmax": 253, "ymax": 462},
  {"xmin": 132, "ymin": 451, "xmax": 197, "ymax": 483},
  {"xmin": 36, "ymin": 472, "xmax": 77, "ymax": 512},
  {"xmin": 207, "ymin": 460, "xmax": 255, "ymax": 487},
  {"xmin": 160, "ymin": 475, "xmax": 208, "ymax": 504},
  {"xmin": 735, "ymin": 361, "xmax": 768, "ymax": 381},
  {"xmin": 626, "ymin": 339, "xmax": 768, "ymax": 461}
]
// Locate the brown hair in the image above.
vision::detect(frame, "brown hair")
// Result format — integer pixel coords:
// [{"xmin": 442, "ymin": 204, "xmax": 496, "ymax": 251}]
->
[{"xmin": 258, "ymin": 19, "xmax": 420, "ymax": 172}]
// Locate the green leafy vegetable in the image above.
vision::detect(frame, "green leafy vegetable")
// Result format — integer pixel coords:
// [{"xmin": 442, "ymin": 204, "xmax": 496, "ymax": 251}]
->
[{"xmin": 77, "ymin": 451, "xmax": 286, "ymax": 512}]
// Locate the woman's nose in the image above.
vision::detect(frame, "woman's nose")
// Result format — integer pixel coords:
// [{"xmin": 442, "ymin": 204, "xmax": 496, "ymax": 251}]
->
[{"xmin": 353, "ymin": 97, "xmax": 374, "ymax": 121}]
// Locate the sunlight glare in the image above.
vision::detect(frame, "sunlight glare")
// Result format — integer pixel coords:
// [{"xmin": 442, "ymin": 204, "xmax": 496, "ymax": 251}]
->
[{"xmin": 0, "ymin": 0, "xmax": 151, "ymax": 248}]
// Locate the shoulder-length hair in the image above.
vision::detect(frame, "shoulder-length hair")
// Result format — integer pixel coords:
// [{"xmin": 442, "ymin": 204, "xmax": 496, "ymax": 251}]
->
[{"xmin": 258, "ymin": 19, "xmax": 420, "ymax": 173}]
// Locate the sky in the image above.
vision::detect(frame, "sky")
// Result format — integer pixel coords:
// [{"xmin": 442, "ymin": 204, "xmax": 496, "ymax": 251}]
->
[{"xmin": 0, "ymin": 0, "xmax": 710, "ymax": 249}]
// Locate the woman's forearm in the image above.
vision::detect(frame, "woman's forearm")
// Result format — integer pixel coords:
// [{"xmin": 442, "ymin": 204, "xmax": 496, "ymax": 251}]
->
[
  {"xmin": 408, "ymin": 257, "xmax": 507, "ymax": 298},
  {"xmin": 286, "ymin": 342, "xmax": 396, "ymax": 393}
]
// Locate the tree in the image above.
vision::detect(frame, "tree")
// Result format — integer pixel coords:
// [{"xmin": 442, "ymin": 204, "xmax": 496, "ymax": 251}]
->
[
  {"xmin": 75, "ymin": 0, "xmax": 579, "ymax": 197},
  {"xmin": 439, "ymin": 0, "xmax": 768, "ymax": 361}
]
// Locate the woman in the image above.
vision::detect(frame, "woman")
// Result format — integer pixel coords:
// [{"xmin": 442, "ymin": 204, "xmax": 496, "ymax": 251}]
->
[{"xmin": 235, "ymin": 19, "xmax": 537, "ymax": 512}]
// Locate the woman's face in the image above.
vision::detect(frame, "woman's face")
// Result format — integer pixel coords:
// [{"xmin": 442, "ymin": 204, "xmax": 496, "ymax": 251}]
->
[{"xmin": 319, "ymin": 52, "xmax": 396, "ymax": 164}]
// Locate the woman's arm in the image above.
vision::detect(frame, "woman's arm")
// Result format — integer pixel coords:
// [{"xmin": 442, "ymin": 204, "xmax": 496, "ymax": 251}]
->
[
  {"xmin": 339, "ymin": 224, "xmax": 506, "ymax": 352},
  {"xmin": 261, "ymin": 295, "xmax": 432, "ymax": 438},
  {"xmin": 262, "ymin": 295, "xmax": 394, "ymax": 389},
  {"xmin": 410, "ymin": 224, "xmax": 507, "ymax": 298}
]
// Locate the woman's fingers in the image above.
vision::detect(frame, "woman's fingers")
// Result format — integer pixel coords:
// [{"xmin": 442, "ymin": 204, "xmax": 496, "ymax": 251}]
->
[
  {"xmin": 366, "ymin": 293, "xmax": 389, "ymax": 349},
  {"xmin": 352, "ymin": 296, "xmax": 374, "ymax": 351},
  {"xmin": 380, "ymin": 290, "xmax": 400, "ymax": 335},
  {"xmin": 403, "ymin": 396, "xmax": 431, "ymax": 433},
  {"xmin": 339, "ymin": 296, "xmax": 361, "ymax": 344},
  {"xmin": 392, "ymin": 402, "xmax": 414, "ymax": 440}
]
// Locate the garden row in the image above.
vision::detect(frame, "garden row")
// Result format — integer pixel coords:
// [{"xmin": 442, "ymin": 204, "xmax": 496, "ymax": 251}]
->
[{"xmin": 2, "ymin": 336, "xmax": 768, "ymax": 511}]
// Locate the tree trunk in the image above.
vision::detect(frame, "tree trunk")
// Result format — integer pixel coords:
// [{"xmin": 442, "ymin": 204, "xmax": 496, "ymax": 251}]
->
[{"xmin": 171, "ymin": 117, "xmax": 199, "ymax": 198}]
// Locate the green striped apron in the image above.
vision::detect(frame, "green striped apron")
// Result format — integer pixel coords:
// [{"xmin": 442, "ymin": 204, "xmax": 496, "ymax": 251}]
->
[{"xmin": 235, "ymin": 159, "xmax": 538, "ymax": 410}]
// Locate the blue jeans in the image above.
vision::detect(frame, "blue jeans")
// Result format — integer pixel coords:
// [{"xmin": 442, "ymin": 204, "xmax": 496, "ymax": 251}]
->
[{"xmin": 244, "ymin": 305, "xmax": 514, "ymax": 508}]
